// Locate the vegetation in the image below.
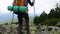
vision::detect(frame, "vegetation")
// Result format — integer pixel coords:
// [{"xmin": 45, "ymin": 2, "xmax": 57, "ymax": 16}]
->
[
  {"xmin": 34, "ymin": 3, "xmax": 60, "ymax": 27},
  {"xmin": 0, "ymin": 3, "xmax": 60, "ymax": 34}
]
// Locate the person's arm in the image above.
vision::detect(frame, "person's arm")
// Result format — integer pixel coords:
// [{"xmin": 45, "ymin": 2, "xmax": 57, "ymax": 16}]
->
[{"xmin": 28, "ymin": 0, "xmax": 35, "ymax": 6}]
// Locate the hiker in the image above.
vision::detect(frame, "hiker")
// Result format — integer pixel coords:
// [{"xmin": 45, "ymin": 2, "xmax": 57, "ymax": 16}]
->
[{"xmin": 13, "ymin": 0, "xmax": 35, "ymax": 34}]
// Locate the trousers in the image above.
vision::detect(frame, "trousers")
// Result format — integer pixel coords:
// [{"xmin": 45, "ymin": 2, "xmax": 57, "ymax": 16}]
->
[{"xmin": 17, "ymin": 12, "xmax": 30, "ymax": 34}]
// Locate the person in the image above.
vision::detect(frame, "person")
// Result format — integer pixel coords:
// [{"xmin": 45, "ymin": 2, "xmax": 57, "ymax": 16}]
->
[{"xmin": 13, "ymin": 0, "xmax": 35, "ymax": 34}]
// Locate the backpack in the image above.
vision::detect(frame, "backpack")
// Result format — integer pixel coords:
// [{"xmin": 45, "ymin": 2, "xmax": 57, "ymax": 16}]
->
[
  {"xmin": 13, "ymin": 0, "xmax": 28, "ymax": 14},
  {"xmin": 13, "ymin": 0, "xmax": 24, "ymax": 6}
]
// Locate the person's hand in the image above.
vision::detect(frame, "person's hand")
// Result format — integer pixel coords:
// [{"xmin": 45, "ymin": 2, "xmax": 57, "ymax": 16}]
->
[{"xmin": 32, "ymin": 0, "xmax": 35, "ymax": 2}]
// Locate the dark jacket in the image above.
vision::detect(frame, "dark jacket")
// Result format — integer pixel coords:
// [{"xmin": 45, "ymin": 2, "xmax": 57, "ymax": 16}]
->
[{"xmin": 24, "ymin": 0, "xmax": 34, "ymax": 6}]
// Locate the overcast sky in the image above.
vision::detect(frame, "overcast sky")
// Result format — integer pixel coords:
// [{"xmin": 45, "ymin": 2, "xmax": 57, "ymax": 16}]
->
[
  {"xmin": 0, "ymin": 0, "xmax": 60, "ymax": 15},
  {"xmin": 0, "ymin": 0, "xmax": 60, "ymax": 23}
]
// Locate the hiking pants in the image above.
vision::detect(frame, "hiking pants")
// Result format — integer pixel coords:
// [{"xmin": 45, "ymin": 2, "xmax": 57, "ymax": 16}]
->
[{"xmin": 17, "ymin": 12, "xmax": 30, "ymax": 34}]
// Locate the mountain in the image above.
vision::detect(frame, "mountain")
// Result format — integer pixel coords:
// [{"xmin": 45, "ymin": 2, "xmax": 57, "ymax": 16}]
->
[
  {"xmin": 0, "ymin": 13, "xmax": 34, "ymax": 24},
  {"xmin": 0, "ymin": 13, "xmax": 17, "ymax": 24}
]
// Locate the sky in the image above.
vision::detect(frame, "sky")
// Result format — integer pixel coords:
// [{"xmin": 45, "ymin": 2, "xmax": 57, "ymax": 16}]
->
[{"xmin": 0, "ymin": 0, "xmax": 60, "ymax": 23}]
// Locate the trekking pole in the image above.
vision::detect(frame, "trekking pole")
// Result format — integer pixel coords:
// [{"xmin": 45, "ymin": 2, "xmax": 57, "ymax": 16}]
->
[
  {"xmin": 34, "ymin": 0, "xmax": 35, "ymax": 17},
  {"xmin": 10, "ymin": 12, "xmax": 14, "ymax": 34},
  {"xmin": 33, "ymin": 0, "xmax": 35, "ymax": 23}
]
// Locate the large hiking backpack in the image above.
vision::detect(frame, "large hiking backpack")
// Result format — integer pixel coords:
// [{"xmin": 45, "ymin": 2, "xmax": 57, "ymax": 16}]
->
[
  {"xmin": 8, "ymin": 0, "xmax": 28, "ymax": 14},
  {"xmin": 13, "ymin": 0, "xmax": 24, "ymax": 6}
]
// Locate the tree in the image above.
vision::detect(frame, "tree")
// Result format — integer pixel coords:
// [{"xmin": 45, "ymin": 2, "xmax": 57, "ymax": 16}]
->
[
  {"xmin": 44, "ymin": 18, "xmax": 57, "ymax": 26},
  {"xmin": 34, "ymin": 3, "xmax": 60, "ymax": 32},
  {"xmin": 34, "ymin": 11, "xmax": 48, "ymax": 25},
  {"xmin": 48, "ymin": 3, "xmax": 60, "ymax": 18},
  {"xmin": 48, "ymin": 9, "xmax": 55, "ymax": 18},
  {"xmin": 34, "ymin": 16, "xmax": 39, "ymax": 25},
  {"xmin": 38, "ymin": 11, "xmax": 48, "ymax": 25},
  {"xmin": 55, "ymin": 3, "xmax": 60, "ymax": 18},
  {"xmin": 5, "ymin": 23, "xmax": 8, "ymax": 25}
]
